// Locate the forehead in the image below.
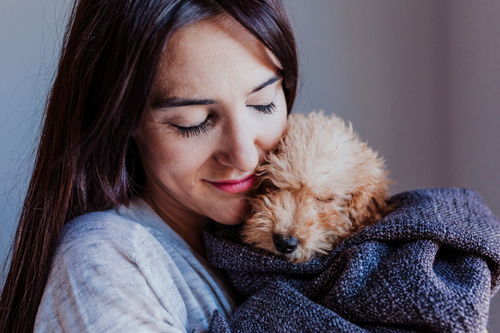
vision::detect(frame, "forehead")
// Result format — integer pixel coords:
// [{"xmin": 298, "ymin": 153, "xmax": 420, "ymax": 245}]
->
[{"xmin": 151, "ymin": 16, "xmax": 281, "ymax": 99}]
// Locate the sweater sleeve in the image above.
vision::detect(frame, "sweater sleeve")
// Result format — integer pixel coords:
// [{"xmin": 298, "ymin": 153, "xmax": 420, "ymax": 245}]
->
[{"xmin": 34, "ymin": 213, "xmax": 188, "ymax": 333}]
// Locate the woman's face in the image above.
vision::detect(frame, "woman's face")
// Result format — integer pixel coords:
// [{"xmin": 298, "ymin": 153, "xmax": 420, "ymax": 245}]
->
[{"xmin": 135, "ymin": 16, "xmax": 288, "ymax": 227}]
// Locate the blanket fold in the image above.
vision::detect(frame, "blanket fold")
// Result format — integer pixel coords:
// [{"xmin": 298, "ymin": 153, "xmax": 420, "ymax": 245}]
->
[{"xmin": 204, "ymin": 188, "xmax": 500, "ymax": 332}]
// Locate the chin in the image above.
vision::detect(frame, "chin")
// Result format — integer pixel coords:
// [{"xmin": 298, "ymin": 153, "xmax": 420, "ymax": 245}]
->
[{"xmin": 210, "ymin": 197, "xmax": 247, "ymax": 226}]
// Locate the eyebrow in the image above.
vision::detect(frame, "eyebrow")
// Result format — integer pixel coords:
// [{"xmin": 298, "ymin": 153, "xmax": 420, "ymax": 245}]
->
[
  {"xmin": 151, "ymin": 97, "xmax": 217, "ymax": 109},
  {"xmin": 150, "ymin": 74, "xmax": 282, "ymax": 110},
  {"xmin": 251, "ymin": 74, "xmax": 282, "ymax": 94}
]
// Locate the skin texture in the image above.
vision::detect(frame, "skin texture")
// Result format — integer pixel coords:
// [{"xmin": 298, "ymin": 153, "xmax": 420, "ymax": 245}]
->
[{"xmin": 134, "ymin": 15, "xmax": 288, "ymax": 257}]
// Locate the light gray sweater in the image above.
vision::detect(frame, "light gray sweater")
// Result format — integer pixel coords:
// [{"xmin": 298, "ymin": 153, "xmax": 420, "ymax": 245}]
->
[{"xmin": 35, "ymin": 198, "xmax": 238, "ymax": 333}]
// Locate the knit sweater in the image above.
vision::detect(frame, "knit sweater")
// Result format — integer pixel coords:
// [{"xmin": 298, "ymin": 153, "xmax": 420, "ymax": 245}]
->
[
  {"xmin": 35, "ymin": 198, "xmax": 238, "ymax": 333},
  {"xmin": 204, "ymin": 188, "xmax": 500, "ymax": 332}
]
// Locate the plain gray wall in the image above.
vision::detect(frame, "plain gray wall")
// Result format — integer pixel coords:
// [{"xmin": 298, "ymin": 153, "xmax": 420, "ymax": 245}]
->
[{"xmin": 1, "ymin": 0, "xmax": 499, "ymax": 329}]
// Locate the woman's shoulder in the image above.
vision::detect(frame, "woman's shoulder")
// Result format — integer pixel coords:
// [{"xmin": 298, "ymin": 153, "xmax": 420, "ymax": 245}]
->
[
  {"xmin": 56, "ymin": 209, "xmax": 147, "ymax": 262},
  {"xmin": 37, "ymin": 202, "xmax": 229, "ymax": 332},
  {"xmin": 37, "ymin": 208, "xmax": 190, "ymax": 332},
  {"xmin": 62, "ymin": 209, "xmax": 143, "ymax": 241},
  {"xmin": 59, "ymin": 198, "xmax": 181, "ymax": 256}
]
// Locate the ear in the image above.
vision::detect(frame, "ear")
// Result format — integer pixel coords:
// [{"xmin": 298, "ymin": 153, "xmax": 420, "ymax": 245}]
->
[
  {"xmin": 253, "ymin": 177, "xmax": 280, "ymax": 196},
  {"xmin": 254, "ymin": 142, "xmax": 296, "ymax": 190},
  {"xmin": 345, "ymin": 180, "xmax": 390, "ymax": 230}
]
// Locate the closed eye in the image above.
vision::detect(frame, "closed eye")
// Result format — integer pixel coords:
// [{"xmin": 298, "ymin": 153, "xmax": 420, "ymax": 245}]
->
[
  {"xmin": 173, "ymin": 115, "xmax": 214, "ymax": 138},
  {"xmin": 248, "ymin": 102, "xmax": 276, "ymax": 115},
  {"xmin": 171, "ymin": 101, "xmax": 276, "ymax": 138},
  {"xmin": 316, "ymin": 197, "xmax": 334, "ymax": 203}
]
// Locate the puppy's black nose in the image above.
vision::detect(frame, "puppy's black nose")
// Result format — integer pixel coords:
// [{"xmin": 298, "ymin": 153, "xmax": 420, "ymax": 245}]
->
[{"xmin": 273, "ymin": 235, "xmax": 298, "ymax": 254}]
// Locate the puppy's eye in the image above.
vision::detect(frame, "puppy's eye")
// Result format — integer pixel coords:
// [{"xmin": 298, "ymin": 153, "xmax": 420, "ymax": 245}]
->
[{"xmin": 316, "ymin": 197, "xmax": 334, "ymax": 203}]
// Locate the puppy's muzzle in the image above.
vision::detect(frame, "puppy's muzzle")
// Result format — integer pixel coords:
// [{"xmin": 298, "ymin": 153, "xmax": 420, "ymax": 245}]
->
[{"xmin": 273, "ymin": 235, "xmax": 298, "ymax": 254}]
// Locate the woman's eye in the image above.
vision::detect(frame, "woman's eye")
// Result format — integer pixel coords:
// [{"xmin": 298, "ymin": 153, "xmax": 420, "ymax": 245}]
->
[
  {"xmin": 173, "ymin": 115, "xmax": 214, "ymax": 138},
  {"xmin": 249, "ymin": 102, "xmax": 276, "ymax": 115}
]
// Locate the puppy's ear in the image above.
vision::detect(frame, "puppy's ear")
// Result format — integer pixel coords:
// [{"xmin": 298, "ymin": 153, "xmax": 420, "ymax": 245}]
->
[
  {"xmin": 254, "ymin": 177, "xmax": 280, "ymax": 195},
  {"xmin": 345, "ymin": 182, "xmax": 390, "ymax": 230}
]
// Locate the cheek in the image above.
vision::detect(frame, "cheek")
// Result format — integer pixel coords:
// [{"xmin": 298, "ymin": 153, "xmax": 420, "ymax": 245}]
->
[
  {"xmin": 258, "ymin": 93, "xmax": 288, "ymax": 151},
  {"xmin": 134, "ymin": 126, "xmax": 211, "ymax": 184}
]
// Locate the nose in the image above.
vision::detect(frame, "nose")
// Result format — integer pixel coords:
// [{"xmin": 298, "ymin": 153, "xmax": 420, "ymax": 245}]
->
[
  {"xmin": 214, "ymin": 115, "xmax": 260, "ymax": 173},
  {"xmin": 273, "ymin": 234, "xmax": 298, "ymax": 254}
]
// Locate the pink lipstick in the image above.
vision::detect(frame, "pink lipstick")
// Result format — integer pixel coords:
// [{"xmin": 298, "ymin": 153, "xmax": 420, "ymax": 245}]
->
[{"xmin": 208, "ymin": 174, "xmax": 256, "ymax": 193}]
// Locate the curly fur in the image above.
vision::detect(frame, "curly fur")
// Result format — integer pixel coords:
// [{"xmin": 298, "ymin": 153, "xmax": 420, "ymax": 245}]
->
[{"xmin": 241, "ymin": 112, "xmax": 391, "ymax": 263}]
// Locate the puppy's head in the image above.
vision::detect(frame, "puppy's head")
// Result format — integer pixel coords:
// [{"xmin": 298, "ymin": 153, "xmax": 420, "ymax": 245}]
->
[{"xmin": 241, "ymin": 112, "xmax": 391, "ymax": 263}]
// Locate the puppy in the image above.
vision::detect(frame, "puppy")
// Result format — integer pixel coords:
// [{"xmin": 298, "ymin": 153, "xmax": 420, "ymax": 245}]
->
[{"xmin": 242, "ymin": 112, "xmax": 391, "ymax": 263}]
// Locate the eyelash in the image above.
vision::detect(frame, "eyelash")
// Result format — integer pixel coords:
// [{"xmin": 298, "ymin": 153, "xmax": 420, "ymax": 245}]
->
[
  {"xmin": 175, "ymin": 115, "xmax": 214, "ymax": 138},
  {"xmin": 250, "ymin": 102, "xmax": 276, "ymax": 115},
  {"xmin": 174, "ymin": 102, "xmax": 277, "ymax": 138}
]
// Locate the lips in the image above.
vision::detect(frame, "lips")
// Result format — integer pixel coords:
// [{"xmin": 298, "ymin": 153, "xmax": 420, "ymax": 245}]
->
[{"xmin": 207, "ymin": 174, "xmax": 256, "ymax": 193}]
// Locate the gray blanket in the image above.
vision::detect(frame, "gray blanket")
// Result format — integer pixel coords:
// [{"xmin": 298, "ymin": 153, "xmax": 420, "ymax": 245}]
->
[{"xmin": 204, "ymin": 188, "xmax": 500, "ymax": 332}]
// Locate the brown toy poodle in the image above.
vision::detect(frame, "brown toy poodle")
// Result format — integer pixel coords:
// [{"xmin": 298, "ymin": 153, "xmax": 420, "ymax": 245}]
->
[{"xmin": 242, "ymin": 112, "xmax": 391, "ymax": 263}]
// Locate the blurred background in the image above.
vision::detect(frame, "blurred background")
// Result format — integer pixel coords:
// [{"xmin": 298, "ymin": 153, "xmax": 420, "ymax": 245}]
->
[{"xmin": 1, "ymin": 0, "xmax": 499, "ymax": 329}]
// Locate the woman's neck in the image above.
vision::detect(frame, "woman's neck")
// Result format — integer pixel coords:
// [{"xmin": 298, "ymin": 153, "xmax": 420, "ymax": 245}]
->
[{"xmin": 142, "ymin": 189, "xmax": 211, "ymax": 259}]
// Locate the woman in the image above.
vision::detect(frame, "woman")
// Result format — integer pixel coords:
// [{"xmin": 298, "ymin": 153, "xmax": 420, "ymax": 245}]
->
[{"xmin": 0, "ymin": 0, "xmax": 298, "ymax": 332}]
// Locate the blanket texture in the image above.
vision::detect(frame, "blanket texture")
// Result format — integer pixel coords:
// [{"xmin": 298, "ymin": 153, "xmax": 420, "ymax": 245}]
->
[{"xmin": 204, "ymin": 188, "xmax": 500, "ymax": 333}]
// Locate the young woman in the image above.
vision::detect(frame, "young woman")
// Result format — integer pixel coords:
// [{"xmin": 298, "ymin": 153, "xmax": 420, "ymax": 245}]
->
[{"xmin": 0, "ymin": 0, "xmax": 298, "ymax": 332}]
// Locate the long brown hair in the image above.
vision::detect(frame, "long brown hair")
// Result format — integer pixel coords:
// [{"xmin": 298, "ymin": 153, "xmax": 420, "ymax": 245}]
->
[{"xmin": 0, "ymin": 0, "xmax": 298, "ymax": 331}]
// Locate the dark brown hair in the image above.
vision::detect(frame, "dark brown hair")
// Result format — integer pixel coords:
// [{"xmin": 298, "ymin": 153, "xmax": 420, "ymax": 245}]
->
[{"xmin": 0, "ymin": 0, "xmax": 298, "ymax": 331}]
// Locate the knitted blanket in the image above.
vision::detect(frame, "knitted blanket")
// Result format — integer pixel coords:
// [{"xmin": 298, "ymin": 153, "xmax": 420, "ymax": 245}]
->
[{"xmin": 204, "ymin": 188, "xmax": 500, "ymax": 333}]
